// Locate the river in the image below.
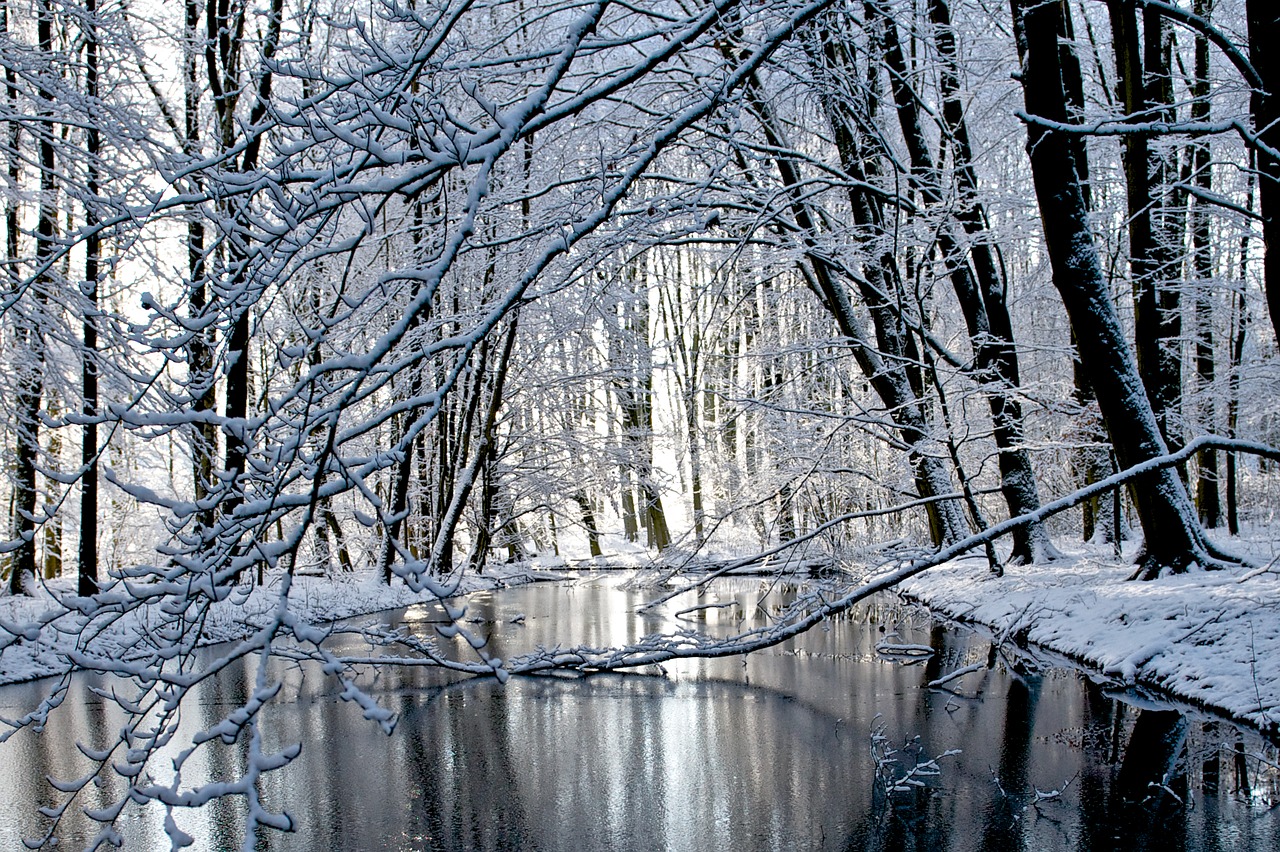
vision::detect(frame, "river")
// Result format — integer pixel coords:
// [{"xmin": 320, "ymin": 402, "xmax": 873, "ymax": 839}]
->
[{"xmin": 1, "ymin": 573, "xmax": 1277, "ymax": 850}]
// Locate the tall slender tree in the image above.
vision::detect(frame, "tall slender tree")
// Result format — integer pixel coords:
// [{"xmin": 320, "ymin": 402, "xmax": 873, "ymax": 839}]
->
[
  {"xmin": 1247, "ymin": 1, "xmax": 1280, "ymax": 346},
  {"xmin": 874, "ymin": 0, "xmax": 1056, "ymax": 563},
  {"xmin": 185, "ymin": 0, "xmax": 216, "ymax": 539},
  {"xmin": 1109, "ymin": 0, "xmax": 1183, "ymax": 453},
  {"xmin": 10, "ymin": 0, "xmax": 57, "ymax": 595},
  {"xmin": 205, "ymin": 0, "xmax": 284, "ymax": 525},
  {"xmin": 1, "ymin": 0, "xmax": 19, "ymax": 589},
  {"xmin": 1190, "ymin": 0, "xmax": 1220, "ymax": 527},
  {"xmin": 763, "ymin": 29, "xmax": 971, "ymax": 546},
  {"xmin": 78, "ymin": 0, "xmax": 102, "ymax": 595}
]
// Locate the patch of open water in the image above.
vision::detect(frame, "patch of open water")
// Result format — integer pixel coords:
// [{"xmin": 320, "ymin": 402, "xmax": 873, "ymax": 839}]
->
[{"xmin": 0, "ymin": 574, "xmax": 1277, "ymax": 850}]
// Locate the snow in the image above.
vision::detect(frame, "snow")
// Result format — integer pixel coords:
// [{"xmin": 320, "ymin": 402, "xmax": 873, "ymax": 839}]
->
[
  {"xmin": 0, "ymin": 560, "xmax": 565, "ymax": 688},
  {"xmin": 899, "ymin": 532, "xmax": 1280, "ymax": 734}
]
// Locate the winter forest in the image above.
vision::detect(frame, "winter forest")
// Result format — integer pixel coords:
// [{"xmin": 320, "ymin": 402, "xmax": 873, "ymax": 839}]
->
[{"xmin": 2, "ymin": 0, "xmax": 1280, "ymax": 846}]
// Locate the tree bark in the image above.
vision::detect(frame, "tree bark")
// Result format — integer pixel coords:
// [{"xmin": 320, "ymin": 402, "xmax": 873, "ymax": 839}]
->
[
  {"xmin": 1191, "ymin": 0, "xmax": 1219, "ymax": 527},
  {"xmin": 10, "ymin": 0, "xmax": 56, "ymax": 596},
  {"xmin": 1, "ymin": 0, "xmax": 15, "ymax": 281},
  {"xmin": 881, "ymin": 0, "xmax": 1055, "ymax": 563},
  {"xmin": 470, "ymin": 319, "xmax": 521, "ymax": 571},
  {"xmin": 1227, "ymin": 161, "xmax": 1255, "ymax": 536},
  {"xmin": 1011, "ymin": 0, "xmax": 1227, "ymax": 578},
  {"xmin": 1, "ymin": 0, "xmax": 21, "ymax": 591},
  {"xmin": 1108, "ymin": 0, "xmax": 1183, "ymax": 454},
  {"xmin": 758, "ymin": 37, "xmax": 968, "ymax": 546},
  {"xmin": 208, "ymin": 0, "xmax": 283, "ymax": 527},
  {"xmin": 1247, "ymin": 0, "xmax": 1280, "ymax": 347},
  {"xmin": 79, "ymin": 0, "xmax": 101, "ymax": 595}
]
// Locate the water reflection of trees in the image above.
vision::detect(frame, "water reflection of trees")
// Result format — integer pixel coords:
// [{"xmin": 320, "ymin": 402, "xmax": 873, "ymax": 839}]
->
[{"xmin": 6, "ymin": 582, "xmax": 1280, "ymax": 849}]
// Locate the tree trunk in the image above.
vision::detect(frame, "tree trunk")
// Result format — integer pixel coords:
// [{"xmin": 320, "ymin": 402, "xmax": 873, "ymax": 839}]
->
[
  {"xmin": 1191, "ymin": 0, "xmax": 1219, "ymax": 527},
  {"xmin": 881, "ymin": 0, "xmax": 1054, "ymax": 563},
  {"xmin": 573, "ymin": 492, "xmax": 603, "ymax": 558},
  {"xmin": 1053, "ymin": 1, "xmax": 1118, "ymax": 545},
  {"xmin": 209, "ymin": 0, "xmax": 283, "ymax": 528},
  {"xmin": 184, "ymin": 0, "xmax": 216, "ymax": 541},
  {"xmin": 1011, "ymin": 0, "xmax": 1227, "ymax": 578},
  {"xmin": 78, "ymin": 0, "xmax": 101, "ymax": 595},
  {"xmin": 750, "ymin": 42, "xmax": 968, "ymax": 546},
  {"xmin": 470, "ymin": 320, "xmax": 520, "ymax": 572},
  {"xmin": 1108, "ymin": 0, "xmax": 1183, "ymax": 454},
  {"xmin": 1, "ymin": 0, "xmax": 15, "ymax": 280},
  {"xmin": 1247, "ymin": 0, "xmax": 1280, "ymax": 346},
  {"xmin": 43, "ymin": 415, "xmax": 61, "ymax": 579},
  {"xmin": 10, "ymin": 0, "xmax": 55, "ymax": 596},
  {"xmin": 1227, "ymin": 162, "xmax": 1255, "ymax": 536},
  {"xmin": 611, "ymin": 264, "xmax": 671, "ymax": 552},
  {"xmin": 2, "ymin": 0, "xmax": 21, "ymax": 591}
]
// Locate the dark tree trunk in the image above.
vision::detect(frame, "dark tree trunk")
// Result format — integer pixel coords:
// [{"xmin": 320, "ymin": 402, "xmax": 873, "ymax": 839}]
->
[
  {"xmin": 1, "ymin": 0, "xmax": 15, "ymax": 281},
  {"xmin": 1058, "ymin": 2, "xmax": 1119, "ymax": 544},
  {"xmin": 207, "ymin": 0, "xmax": 283, "ymax": 533},
  {"xmin": 881, "ymin": 1, "xmax": 1054, "ymax": 564},
  {"xmin": 1227, "ymin": 163, "xmax": 1255, "ymax": 536},
  {"xmin": 79, "ymin": 0, "xmax": 102, "ymax": 596},
  {"xmin": 774, "ymin": 39, "xmax": 968, "ymax": 545},
  {"xmin": 2, "ymin": 0, "xmax": 20, "ymax": 591},
  {"xmin": 185, "ymin": 0, "xmax": 217, "ymax": 540},
  {"xmin": 1108, "ymin": 0, "xmax": 1183, "ymax": 454},
  {"xmin": 470, "ymin": 320, "xmax": 520, "ymax": 572},
  {"xmin": 10, "ymin": 0, "xmax": 55, "ymax": 596},
  {"xmin": 1247, "ymin": 0, "xmax": 1280, "ymax": 346},
  {"xmin": 381, "ymin": 409, "xmax": 420, "ymax": 583},
  {"xmin": 573, "ymin": 493, "xmax": 603, "ymax": 558},
  {"xmin": 1010, "ymin": 0, "xmax": 1228, "ymax": 578},
  {"xmin": 1057, "ymin": 0, "xmax": 1093, "ymax": 211},
  {"xmin": 1191, "ymin": 0, "xmax": 1219, "ymax": 528}
]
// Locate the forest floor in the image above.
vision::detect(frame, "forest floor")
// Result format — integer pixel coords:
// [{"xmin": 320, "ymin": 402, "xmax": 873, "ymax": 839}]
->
[{"xmin": 898, "ymin": 529, "xmax": 1280, "ymax": 736}]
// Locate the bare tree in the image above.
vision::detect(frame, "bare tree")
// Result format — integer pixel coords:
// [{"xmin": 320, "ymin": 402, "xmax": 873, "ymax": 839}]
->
[
  {"xmin": 9, "ymin": 0, "xmax": 58, "ymax": 596},
  {"xmin": 1010, "ymin": 0, "xmax": 1235, "ymax": 578},
  {"xmin": 1247, "ymin": 0, "xmax": 1280, "ymax": 345},
  {"xmin": 870, "ymin": 0, "xmax": 1056, "ymax": 564},
  {"xmin": 1190, "ymin": 0, "xmax": 1220, "ymax": 527}
]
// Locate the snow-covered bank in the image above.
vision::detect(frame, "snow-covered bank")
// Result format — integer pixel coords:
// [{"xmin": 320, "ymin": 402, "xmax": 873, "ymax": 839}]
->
[
  {"xmin": 899, "ymin": 537, "xmax": 1280, "ymax": 735},
  {"xmin": 0, "ymin": 560, "xmax": 569, "ymax": 687}
]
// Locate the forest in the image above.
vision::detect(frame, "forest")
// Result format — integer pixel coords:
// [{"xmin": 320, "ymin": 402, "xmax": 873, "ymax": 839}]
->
[{"xmin": 0, "ymin": 0, "xmax": 1279, "ymax": 844}]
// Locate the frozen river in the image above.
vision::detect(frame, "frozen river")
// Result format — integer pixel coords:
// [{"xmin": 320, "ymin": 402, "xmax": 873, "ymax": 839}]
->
[{"xmin": 2, "ymin": 574, "xmax": 1278, "ymax": 850}]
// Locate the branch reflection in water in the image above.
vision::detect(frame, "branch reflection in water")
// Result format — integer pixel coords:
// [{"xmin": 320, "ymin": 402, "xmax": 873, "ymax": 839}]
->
[{"xmin": 1, "ymin": 575, "xmax": 1277, "ymax": 850}]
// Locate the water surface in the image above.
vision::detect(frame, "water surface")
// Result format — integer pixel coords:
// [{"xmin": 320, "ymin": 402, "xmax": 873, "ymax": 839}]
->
[{"xmin": 1, "ymin": 574, "xmax": 1277, "ymax": 850}]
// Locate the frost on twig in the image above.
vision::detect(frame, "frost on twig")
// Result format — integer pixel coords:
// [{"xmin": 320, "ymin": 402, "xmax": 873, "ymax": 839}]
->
[
  {"xmin": 927, "ymin": 662, "xmax": 985, "ymax": 689},
  {"xmin": 869, "ymin": 717, "xmax": 961, "ymax": 796}
]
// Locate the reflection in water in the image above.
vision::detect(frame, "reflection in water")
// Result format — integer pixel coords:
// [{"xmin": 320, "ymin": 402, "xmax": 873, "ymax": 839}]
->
[
  {"xmin": 1114, "ymin": 708, "xmax": 1189, "ymax": 850},
  {"xmin": 0, "ymin": 575, "xmax": 1278, "ymax": 850}
]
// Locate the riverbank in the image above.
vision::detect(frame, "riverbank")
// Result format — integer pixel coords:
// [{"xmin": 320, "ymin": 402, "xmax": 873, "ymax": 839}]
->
[
  {"xmin": 898, "ymin": 533, "xmax": 1280, "ymax": 735},
  {"xmin": 5, "ymin": 533, "xmax": 1280, "ymax": 736},
  {"xmin": 0, "ymin": 559, "xmax": 570, "ymax": 686}
]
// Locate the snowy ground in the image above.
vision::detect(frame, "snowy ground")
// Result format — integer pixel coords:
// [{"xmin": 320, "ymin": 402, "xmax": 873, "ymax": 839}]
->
[{"xmin": 899, "ymin": 532, "xmax": 1280, "ymax": 735}]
